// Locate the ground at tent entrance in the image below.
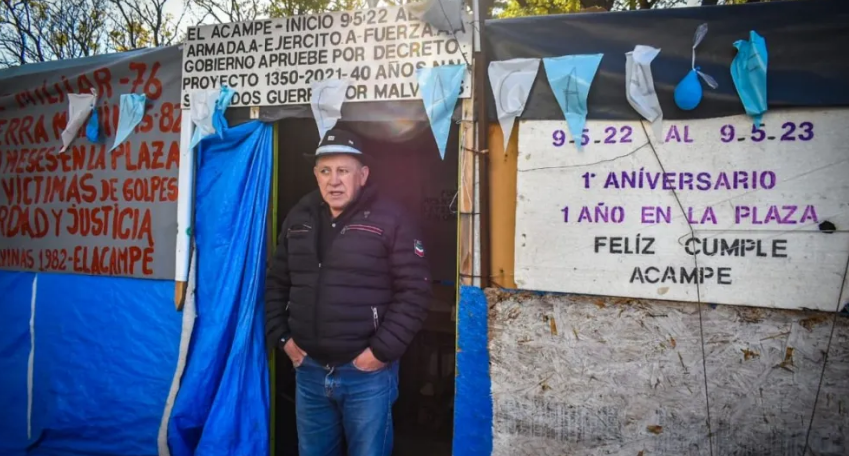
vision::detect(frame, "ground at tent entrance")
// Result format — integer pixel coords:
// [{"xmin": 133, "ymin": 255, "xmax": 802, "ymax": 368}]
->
[
  {"xmin": 393, "ymin": 427, "xmax": 452, "ymax": 456},
  {"xmin": 276, "ymin": 387, "xmax": 453, "ymax": 456}
]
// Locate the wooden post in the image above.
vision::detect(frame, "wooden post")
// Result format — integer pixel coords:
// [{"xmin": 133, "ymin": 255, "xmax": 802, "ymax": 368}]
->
[
  {"xmin": 458, "ymin": 97, "xmax": 478, "ymax": 288},
  {"xmin": 474, "ymin": 0, "xmax": 491, "ymax": 289},
  {"xmin": 487, "ymin": 123, "xmax": 519, "ymax": 289},
  {"xmin": 268, "ymin": 121, "xmax": 280, "ymax": 456}
]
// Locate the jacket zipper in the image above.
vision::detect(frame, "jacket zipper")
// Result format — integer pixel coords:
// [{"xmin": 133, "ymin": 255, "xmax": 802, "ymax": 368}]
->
[
  {"xmin": 343, "ymin": 224, "xmax": 384, "ymax": 236},
  {"xmin": 313, "ymin": 217, "xmax": 322, "ymax": 346},
  {"xmin": 371, "ymin": 307, "xmax": 379, "ymax": 331}
]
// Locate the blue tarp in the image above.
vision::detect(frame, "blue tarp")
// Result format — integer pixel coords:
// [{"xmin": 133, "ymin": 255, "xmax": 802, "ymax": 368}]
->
[
  {"xmin": 167, "ymin": 117, "xmax": 272, "ymax": 456},
  {"xmin": 0, "ymin": 272, "xmax": 181, "ymax": 456},
  {"xmin": 0, "ymin": 272, "xmax": 36, "ymax": 456}
]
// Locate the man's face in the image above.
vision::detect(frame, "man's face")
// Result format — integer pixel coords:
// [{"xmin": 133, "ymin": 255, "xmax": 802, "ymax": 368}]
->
[{"xmin": 314, "ymin": 154, "xmax": 370, "ymax": 216}]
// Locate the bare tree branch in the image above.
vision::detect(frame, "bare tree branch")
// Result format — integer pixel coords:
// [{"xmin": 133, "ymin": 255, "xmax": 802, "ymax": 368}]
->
[{"xmin": 1, "ymin": 0, "xmax": 109, "ymax": 67}]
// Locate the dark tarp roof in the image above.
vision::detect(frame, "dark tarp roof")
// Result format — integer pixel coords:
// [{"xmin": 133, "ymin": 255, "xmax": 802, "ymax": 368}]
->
[
  {"xmin": 484, "ymin": 0, "xmax": 849, "ymax": 121},
  {"xmin": 0, "ymin": 48, "xmax": 159, "ymax": 81}
]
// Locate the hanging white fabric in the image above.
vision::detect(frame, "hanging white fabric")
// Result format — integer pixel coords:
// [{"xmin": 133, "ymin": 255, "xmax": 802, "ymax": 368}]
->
[
  {"xmin": 189, "ymin": 89, "xmax": 221, "ymax": 149},
  {"xmin": 60, "ymin": 90, "xmax": 96, "ymax": 153},
  {"xmin": 488, "ymin": 58, "xmax": 540, "ymax": 152},
  {"xmin": 625, "ymin": 45, "xmax": 664, "ymax": 143}
]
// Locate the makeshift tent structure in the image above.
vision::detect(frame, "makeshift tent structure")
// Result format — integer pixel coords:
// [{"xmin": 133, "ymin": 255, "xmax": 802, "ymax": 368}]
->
[
  {"xmin": 0, "ymin": 44, "xmax": 274, "ymax": 456},
  {"xmin": 0, "ymin": 46, "xmax": 186, "ymax": 456},
  {"xmin": 0, "ymin": 31, "xmax": 461, "ymax": 456},
  {"xmin": 168, "ymin": 114, "xmax": 273, "ymax": 456}
]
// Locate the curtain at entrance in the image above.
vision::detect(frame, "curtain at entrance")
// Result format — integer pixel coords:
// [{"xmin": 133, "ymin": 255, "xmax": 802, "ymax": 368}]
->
[{"xmin": 168, "ymin": 117, "xmax": 272, "ymax": 456}]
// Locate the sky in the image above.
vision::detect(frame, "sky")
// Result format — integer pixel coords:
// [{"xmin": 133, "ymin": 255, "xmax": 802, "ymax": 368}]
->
[{"xmin": 164, "ymin": 0, "xmax": 205, "ymax": 36}]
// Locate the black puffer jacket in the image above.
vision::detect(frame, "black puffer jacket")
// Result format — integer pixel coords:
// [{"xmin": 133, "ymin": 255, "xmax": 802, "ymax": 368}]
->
[{"xmin": 265, "ymin": 185, "xmax": 432, "ymax": 366}]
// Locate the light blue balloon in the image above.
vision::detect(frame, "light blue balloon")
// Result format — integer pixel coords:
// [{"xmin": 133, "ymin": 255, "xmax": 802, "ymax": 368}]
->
[
  {"xmin": 86, "ymin": 108, "xmax": 100, "ymax": 142},
  {"xmin": 674, "ymin": 69, "xmax": 702, "ymax": 111},
  {"xmin": 731, "ymin": 30, "xmax": 768, "ymax": 125}
]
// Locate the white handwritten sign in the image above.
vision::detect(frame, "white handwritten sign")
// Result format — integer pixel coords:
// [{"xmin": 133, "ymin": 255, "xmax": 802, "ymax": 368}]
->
[
  {"xmin": 181, "ymin": 6, "xmax": 473, "ymax": 108},
  {"xmin": 515, "ymin": 109, "xmax": 849, "ymax": 311}
]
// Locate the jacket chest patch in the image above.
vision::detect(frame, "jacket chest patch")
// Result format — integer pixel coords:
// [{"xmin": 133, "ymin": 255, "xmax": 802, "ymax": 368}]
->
[{"xmin": 414, "ymin": 239, "xmax": 425, "ymax": 258}]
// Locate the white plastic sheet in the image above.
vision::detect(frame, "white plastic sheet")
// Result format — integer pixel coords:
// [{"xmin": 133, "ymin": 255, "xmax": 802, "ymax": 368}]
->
[{"xmin": 488, "ymin": 58, "xmax": 540, "ymax": 151}]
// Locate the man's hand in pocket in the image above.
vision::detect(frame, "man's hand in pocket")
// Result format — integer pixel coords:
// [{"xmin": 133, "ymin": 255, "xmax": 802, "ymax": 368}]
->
[
  {"xmin": 353, "ymin": 348, "xmax": 385, "ymax": 372},
  {"xmin": 282, "ymin": 339, "xmax": 307, "ymax": 367}
]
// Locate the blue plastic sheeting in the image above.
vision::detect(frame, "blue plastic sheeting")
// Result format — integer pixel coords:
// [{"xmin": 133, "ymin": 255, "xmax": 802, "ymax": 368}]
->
[
  {"xmin": 0, "ymin": 272, "xmax": 36, "ymax": 456},
  {"xmin": 0, "ymin": 272, "xmax": 181, "ymax": 456},
  {"xmin": 168, "ymin": 118, "xmax": 272, "ymax": 456},
  {"xmin": 453, "ymin": 286, "xmax": 493, "ymax": 456}
]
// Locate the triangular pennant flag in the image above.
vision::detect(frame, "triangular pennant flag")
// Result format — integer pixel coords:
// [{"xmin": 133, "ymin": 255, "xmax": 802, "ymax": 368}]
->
[
  {"xmin": 542, "ymin": 54, "xmax": 603, "ymax": 151},
  {"xmin": 625, "ymin": 45, "xmax": 664, "ymax": 143},
  {"xmin": 189, "ymin": 89, "xmax": 220, "ymax": 149},
  {"xmin": 731, "ymin": 30, "xmax": 768, "ymax": 126},
  {"xmin": 60, "ymin": 90, "xmax": 96, "ymax": 153},
  {"xmin": 310, "ymin": 79, "xmax": 349, "ymax": 140},
  {"xmin": 416, "ymin": 64, "xmax": 465, "ymax": 160},
  {"xmin": 488, "ymin": 58, "xmax": 539, "ymax": 152},
  {"xmin": 110, "ymin": 93, "xmax": 147, "ymax": 152}
]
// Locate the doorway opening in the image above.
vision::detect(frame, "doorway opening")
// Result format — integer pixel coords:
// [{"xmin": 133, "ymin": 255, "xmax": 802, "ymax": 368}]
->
[{"xmin": 272, "ymin": 118, "xmax": 459, "ymax": 456}]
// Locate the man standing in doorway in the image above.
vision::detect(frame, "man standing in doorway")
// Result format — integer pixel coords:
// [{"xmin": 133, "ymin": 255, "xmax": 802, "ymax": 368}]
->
[{"xmin": 265, "ymin": 129, "xmax": 432, "ymax": 456}]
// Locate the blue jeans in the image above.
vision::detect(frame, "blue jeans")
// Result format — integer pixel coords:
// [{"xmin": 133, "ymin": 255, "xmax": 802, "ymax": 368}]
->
[{"xmin": 295, "ymin": 356, "xmax": 399, "ymax": 456}]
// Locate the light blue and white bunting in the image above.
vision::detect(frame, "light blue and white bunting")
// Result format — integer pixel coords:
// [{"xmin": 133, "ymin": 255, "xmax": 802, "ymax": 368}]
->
[
  {"xmin": 489, "ymin": 58, "xmax": 540, "ymax": 151},
  {"xmin": 543, "ymin": 54, "xmax": 603, "ymax": 151},
  {"xmin": 110, "ymin": 93, "xmax": 147, "ymax": 152},
  {"xmin": 416, "ymin": 64, "xmax": 466, "ymax": 160}
]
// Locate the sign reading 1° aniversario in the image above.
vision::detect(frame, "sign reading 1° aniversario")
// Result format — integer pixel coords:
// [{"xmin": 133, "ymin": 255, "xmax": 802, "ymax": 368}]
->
[
  {"xmin": 515, "ymin": 109, "xmax": 849, "ymax": 311},
  {"xmin": 180, "ymin": 5, "xmax": 473, "ymax": 108}
]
